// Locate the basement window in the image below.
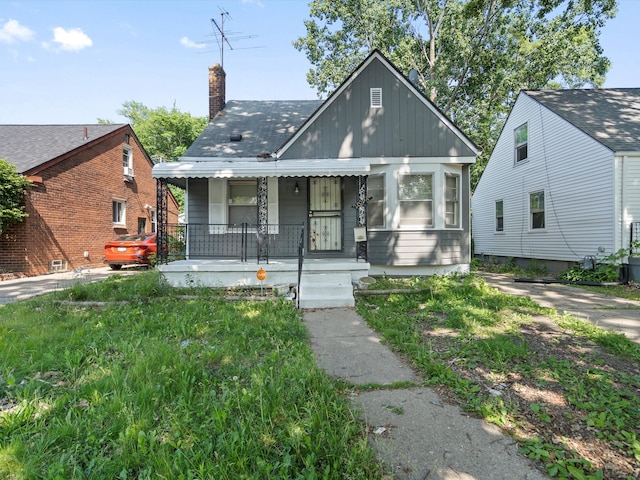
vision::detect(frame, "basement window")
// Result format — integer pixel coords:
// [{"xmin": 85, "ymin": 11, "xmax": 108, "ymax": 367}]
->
[{"xmin": 370, "ymin": 88, "xmax": 382, "ymax": 108}]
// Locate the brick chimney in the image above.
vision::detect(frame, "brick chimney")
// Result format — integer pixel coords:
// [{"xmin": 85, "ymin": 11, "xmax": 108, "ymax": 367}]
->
[{"xmin": 209, "ymin": 63, "xmax": 226, "ymax": 121}]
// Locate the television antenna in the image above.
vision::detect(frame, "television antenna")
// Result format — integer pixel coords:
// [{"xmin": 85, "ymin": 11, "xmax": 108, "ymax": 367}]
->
[{"xmin": 209, "ymin": 7, "xmax": 261, "ymax": 69}]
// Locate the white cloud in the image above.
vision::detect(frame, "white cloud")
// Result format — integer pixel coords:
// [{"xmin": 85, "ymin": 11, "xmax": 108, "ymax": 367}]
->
[
  {"xmin": 0, "ymin": 19, "xmax": 35, "ymax": 44},
  {"xmin": 180, "ymin": 36, "xmax": 205, "ymax": 49},
  {"xmin": 43, "ymin": 27, "xmax": 93, "ymax": 52}
]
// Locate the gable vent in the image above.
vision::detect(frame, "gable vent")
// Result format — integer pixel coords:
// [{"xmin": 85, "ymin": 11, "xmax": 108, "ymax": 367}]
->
[{"xmin": 370, "ymin": 88, "xmax": 382, "ymax": 108}]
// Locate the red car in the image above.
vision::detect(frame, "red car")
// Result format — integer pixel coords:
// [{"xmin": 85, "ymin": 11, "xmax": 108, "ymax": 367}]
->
[{"xmin": 103, "ymin": 233, "xmax": 156, "ymax": 270}]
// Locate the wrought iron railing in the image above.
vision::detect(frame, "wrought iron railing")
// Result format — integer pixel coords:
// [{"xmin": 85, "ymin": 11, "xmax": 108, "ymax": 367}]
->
[
  {"xmin": 165, "ymin": 223, "xmax": 305, "ymax": 264},
  {"xmin": 297, "ymin": 223, "xmax": 305, "ymax": 308}
]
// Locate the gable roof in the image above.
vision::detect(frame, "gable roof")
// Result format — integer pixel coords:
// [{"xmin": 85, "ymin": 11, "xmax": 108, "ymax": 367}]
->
[
  {"xmin": 524, "ymin": 89, "xmax": 640, "ymax": 153},
  {"xmin": 183, "ymin": 100, "xmax": 323, "ymax": 159},
  {"xmin": 0, "ymin": 124, "xmax": 128, "ymax": 173},
  {"xmin": 278, "ymin": 49, "xmax": 479, "ymax": 159}
]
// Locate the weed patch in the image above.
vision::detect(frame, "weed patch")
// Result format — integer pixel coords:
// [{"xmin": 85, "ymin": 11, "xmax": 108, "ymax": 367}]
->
[{"xmin": 357, "ymin": 274, "xmax": 640, "ymax": 479}]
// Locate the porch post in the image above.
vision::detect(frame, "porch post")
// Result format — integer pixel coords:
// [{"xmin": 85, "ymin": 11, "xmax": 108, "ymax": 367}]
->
[
  {"xmin": 257, "ymin": 177, "xmax": 269, "ymax": 263},
  {"xmin": 156, "ymin": 178, "xmax": 169, "ymax": 264},
  {"xmin": 356, "ymin": 175, "xmax": 368, "ymax": 262}
]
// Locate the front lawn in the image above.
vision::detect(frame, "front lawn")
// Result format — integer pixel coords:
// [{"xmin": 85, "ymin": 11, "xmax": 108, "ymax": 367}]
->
[
  {"xmin": 357, "ymin": 274, "xmax": 640, "ymax": 480},
  {"xmin": 0, "ymin": 272, "xmax": 382, "ymax": 479}
]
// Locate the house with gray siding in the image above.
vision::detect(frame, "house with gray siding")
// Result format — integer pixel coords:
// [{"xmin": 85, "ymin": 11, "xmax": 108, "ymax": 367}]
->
[
  {"xmin": 153, "ymin": 50, "xmax": 477, "ymax": 306},
  {"xmin": 472, "ymin": 88, "xmax": 640, "ymax": 273}
]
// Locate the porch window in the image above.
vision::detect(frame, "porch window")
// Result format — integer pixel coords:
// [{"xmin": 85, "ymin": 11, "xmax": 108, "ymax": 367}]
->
[
  {"xmin": 228, "ymin": 179, "xmax": 257, "ymax": 225},
  {"xmin": 530, "ymin": 191, "xmax": 545, "ymax": 229},
  {"xmin": 209, "ymin": 178, "xmax": 279, "ymax": 232},
  {"xmin": 444, "ymin": 173, "xmax": 460, "ymax": 227},
  {"xmin": 514, "ymin": 123, "xmax": 528, "ymax": 163},
  {"xmin": 398, "ymin": 174, "xmax": 433, "ymax": 227},
  {"xmin": 495, "ymin": 200, "xmax": 504, "ymax": 232},
  {"xmin": 112, "ymin": 199, "xmax": 126, "ymax": 226},
  {"xmin": 367, "ymin": 174, "xmax": 385, "ymax": 227}
]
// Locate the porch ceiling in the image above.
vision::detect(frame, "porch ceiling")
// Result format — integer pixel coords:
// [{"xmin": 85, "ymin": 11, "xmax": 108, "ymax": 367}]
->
[{"xmin": 152, "ymin": 158, "xmax": 370, "ymax": 179}]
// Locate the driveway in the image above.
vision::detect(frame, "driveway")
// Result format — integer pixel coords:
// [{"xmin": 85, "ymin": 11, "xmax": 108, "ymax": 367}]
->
[
  {"xmin": 479, "ymin": 272, "xmax": 640, "ymax": 345},
  {"xmin": 0, "ymin": 266, "xmax": 143, "ymax": 305}
]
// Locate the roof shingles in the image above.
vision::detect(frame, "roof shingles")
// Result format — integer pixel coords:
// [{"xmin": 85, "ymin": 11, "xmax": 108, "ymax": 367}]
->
[
  {"xmin": 525, "ymin": 88, "xmax": 640, "ymax": 153},
  {"xmin": 0, "ymin": 124, "xmax": 126, "ymax": 173},
  {"xmin": 183, "ymin": 100, "xmax": 323, "ymax": 159}
]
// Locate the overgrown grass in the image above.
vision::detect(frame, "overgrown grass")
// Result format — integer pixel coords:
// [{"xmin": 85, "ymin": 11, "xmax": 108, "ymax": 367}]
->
[
  {"xmin": 0, "ymin": 271, "xmax": 383, "ymax": 479},
  {"xmin": 357, "ymin": 274, "xmax": 640, "ymax": 480}
]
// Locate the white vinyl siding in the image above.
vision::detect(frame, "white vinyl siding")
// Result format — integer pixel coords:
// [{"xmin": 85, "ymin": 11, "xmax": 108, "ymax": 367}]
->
[
  {"xmin": 472, "ymin": 92, "xmax": 615, "ymax": 262},
  {"xmin": 615, "ymin": 154, "xmax": 640, "ymax": 256}
]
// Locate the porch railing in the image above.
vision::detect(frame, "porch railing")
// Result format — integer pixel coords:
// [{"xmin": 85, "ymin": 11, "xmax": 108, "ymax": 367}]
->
[
  {"xmin": 165, "ymin": 223, "xmax": 305, "ymax": 264},
  {"xmin": 297, "ymin": 224, "xmax": 305, "ymax": 308}
]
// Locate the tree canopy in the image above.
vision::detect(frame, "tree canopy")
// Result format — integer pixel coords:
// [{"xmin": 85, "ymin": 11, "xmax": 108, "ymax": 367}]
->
[
  {"xmin": 294, "ymin": 0, "xmax": 616, "ymax": 189},
  {"xmin": 0, "ymin": 159, "xmax": 32, "ymax": 234},
  {"xmin": 102, "ymin": 102, "xmax": 208, "ymax": 210},
  {"xmin": 116, "ymin": 101, "xmax": 208, "ymax": 163}
]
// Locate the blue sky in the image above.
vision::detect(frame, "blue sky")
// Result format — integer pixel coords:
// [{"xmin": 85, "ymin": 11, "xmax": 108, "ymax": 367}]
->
[{"xmin": 1, "ymin": 0, "xmax": 639, "ymax": 125}]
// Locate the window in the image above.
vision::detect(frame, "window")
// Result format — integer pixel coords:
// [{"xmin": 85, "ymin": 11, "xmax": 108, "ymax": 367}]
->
[
  {"xmin": 530, "ymin": 191, "xmax": 545, "ymax": 229},
  {"xmin": 228, "ymin": 179, "xmax": 258, "ymax": 225},
  {"xmin": 112, "ymin": 200, "xmax": 126, "ymax": 226},
  {"xmin": 398, "ymin": 174, "xmax": 433, "ymax": 227},
  {"xmin": 151, "ymin": 209, "xmax": 157, "ymax": 233},
  {"xmin": 370, "ymin": 88, "xmax": 382, "ymax": 108},
  {"xmin": 123, "ymin": 146, "xmax": 133, "ymax": 176},
  {"xmin": 367, "ymin": 175, "xmax": 385, "ymax": 227},
  {"xmin": 444, "ymin": 173, "xmax": 460, "ymax": 227},
  {"xmin": 495, "ymin": 200, "xmax": 504, "ymax": 232},
  {"xmin": 514, "ymin": 123, "xmax": 528, "ymax": 163}
]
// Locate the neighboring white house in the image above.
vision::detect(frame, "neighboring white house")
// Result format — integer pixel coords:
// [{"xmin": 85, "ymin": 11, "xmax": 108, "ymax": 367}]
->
[{"xmin": 472, "ymin": 88, "xmax": 640, "ymax": 272}]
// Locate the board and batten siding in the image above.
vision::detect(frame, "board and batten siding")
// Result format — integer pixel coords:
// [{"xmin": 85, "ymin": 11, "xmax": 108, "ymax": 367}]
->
[
  {"xmin": 280, "ymin": 57, "xmax": 475, "ymax": 160},
  {"xmin": 472, "ymin": 92, "xmax": 616, "ymax": 263}
]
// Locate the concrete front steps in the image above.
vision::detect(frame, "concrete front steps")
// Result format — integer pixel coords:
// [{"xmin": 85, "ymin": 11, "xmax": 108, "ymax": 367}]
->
[{"xmin": 298, "ymin": 273, "xmax": 355, "ymax": 309}]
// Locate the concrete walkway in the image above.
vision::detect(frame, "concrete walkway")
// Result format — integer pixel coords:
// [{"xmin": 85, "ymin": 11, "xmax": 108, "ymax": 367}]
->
[
  {"xmin": 303, "ymin": 308, "xmax": 548, "ymax": 480},
  {"xmin": 303, "ymin": 275, "xmax": 640, "ymax": 479}
]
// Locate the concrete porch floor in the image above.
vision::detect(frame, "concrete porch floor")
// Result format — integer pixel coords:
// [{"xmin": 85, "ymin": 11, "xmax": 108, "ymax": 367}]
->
[{"xmin": 157, "ymin": 258, "xmax": 371, "ymax": 289}]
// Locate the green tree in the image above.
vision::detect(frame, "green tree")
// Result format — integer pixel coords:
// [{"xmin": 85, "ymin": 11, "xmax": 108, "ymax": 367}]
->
[
  {"xmin": 294, "ymin": 0, "xmax": 616, "ymax": 189},
  {"xmin": 0, "ymin": 159, "xmax": 32, "ymax": 234},
  {"xmin": 116, "ymin": 102, "xmax": 208, "ymax": 210},
  {"xmin": 117, "ymin": 101, "xmax": 207, "ymax": 162}
]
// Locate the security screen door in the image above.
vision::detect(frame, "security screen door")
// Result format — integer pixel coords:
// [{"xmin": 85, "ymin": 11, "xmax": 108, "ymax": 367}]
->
[{"xmin": 308, "ymin": 177, "xmax": 342, "ymax": 251}]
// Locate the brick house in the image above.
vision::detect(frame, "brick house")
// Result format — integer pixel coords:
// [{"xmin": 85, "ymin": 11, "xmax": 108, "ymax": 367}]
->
[{"xmin": 0, "ymin": 124, "xmax": 179, "ymax": 276}]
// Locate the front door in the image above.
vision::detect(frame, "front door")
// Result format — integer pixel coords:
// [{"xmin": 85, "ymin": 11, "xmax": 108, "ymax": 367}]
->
[{"xmin": 309, "ymin": 177, "xmax": 342, "ymax": 252}]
